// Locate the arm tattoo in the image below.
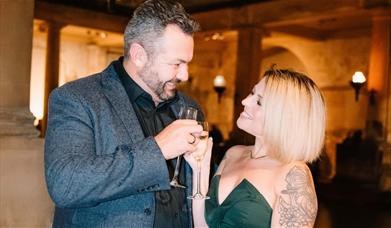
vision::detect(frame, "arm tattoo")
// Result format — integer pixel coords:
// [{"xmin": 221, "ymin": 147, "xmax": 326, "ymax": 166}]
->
[{"xmin": 278, "ymin": 166, "xmax": 317, "ymax": 228}]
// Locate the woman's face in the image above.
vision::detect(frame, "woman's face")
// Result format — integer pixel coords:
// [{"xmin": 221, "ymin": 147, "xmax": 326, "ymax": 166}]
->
[{"xmin": 236, "ymin": 78, "xmax": 266, "ymax": 137}]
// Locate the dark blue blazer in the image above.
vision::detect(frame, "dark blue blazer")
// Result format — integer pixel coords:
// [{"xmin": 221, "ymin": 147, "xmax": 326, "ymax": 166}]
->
[{"xmin": 45, "ymin": 63, "xmax": 201, "ymax": 227}]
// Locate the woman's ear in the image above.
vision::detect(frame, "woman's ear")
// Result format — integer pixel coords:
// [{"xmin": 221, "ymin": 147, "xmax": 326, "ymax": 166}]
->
[{"xmin": 129, "ymin": 43, "xmax": 148, "ymax": 68}]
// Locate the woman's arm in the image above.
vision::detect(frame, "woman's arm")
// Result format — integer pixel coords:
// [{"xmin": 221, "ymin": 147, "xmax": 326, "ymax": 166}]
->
[
  {"xmin": 271, "ymin": 163, "xmax": 318, "ymax": 228},
  {"xmin": 184, "ymin": 138, "xmax": 213, "ymax": 228}
]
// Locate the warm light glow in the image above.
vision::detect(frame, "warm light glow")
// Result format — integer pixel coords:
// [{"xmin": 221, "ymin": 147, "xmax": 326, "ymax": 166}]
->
[
  {"xmin": 213, "ymin": 75, "xmax": 226, "ymax": 88},
  {"xmin": 204, "ymin": 32, "xmax": 225, "ymax": 41},
  {"xmin": 211, "ymin": 33, "xmax": 224, "ymax": 40},
  {"xmin": 29, "ymin": 55, "xmax": 45, "ymax": 119},
  {"xmin": 30, "ymin": 22, "xmax": 46, "ymax": 120},
  {"xmin": 352, "ymin": 71, "xmax": 366, "ymax": 83},
  {"xmin": 99, "ymin": 32, "xmax": 108, "ymax": 39},
  {"xmin": 29, "ymin": 22, "xmax": 123, "ymax": 120}
]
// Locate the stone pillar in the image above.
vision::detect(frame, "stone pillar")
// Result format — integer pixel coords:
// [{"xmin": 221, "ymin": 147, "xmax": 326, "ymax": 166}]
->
[
  {"xmin": 230, "ymin": 27, "xmax": 262, "ymax": 144},
  {"xmin": 0, "ymin": 1, "xmax": 54, "ymax": 227},
  {"xmin": 367, "ymin": 13, "xmax": 391, "ymax": 192},
  {"xmin": 41, "ymin": 21, "xmax": 64, "ymax": 137},
  {"xmin": 367, "ymin": 14, "xmax": 390, "ymax": 131}
]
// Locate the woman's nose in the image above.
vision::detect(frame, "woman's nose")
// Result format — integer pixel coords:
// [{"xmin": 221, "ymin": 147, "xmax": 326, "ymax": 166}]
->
[{"xmin": 241, "ymin": 95, "xmax": 250, "ymax": 106}]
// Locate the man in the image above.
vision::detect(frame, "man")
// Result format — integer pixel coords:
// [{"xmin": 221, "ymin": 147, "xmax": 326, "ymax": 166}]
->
[{"xmin": 44, "ymin": 0, "xmax": 202, "ymax": 227}]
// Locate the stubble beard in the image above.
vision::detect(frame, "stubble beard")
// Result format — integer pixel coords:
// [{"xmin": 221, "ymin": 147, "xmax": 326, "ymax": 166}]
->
[{"xmin": 138, "ymin": 63, "xmax": 178, "ymax": 101}]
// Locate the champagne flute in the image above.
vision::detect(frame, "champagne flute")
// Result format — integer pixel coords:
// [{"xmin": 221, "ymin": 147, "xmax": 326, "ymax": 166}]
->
[
  {"xmin": 188, "ymin": 121, "xmax": 210, "ymax": 200},
  {"xmin": 170, "ymin": 106, "xmax": 198, "ymax": 188}
]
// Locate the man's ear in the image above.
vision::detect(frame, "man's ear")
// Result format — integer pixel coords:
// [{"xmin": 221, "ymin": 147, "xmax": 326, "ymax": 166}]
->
[{"xmin": 129, "ymin": 43, "xmax": 147, "ymax": 68}]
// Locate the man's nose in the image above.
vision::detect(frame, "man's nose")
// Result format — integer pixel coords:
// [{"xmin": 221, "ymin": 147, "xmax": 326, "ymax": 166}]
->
[{"xmin": 176, "ymin": 65, "xmax": 189, "ymax": 82}]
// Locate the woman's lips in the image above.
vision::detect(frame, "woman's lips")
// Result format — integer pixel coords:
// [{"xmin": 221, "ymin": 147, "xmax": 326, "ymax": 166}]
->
[{"xmin": 240, "ymin": 111, "xmax": 252, "ymax": 119}]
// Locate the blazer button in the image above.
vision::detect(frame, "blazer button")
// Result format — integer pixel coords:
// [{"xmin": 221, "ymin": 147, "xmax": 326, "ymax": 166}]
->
[{"xmin": 144, "ymin": 208, "xmax": 151, "ymax": 215}]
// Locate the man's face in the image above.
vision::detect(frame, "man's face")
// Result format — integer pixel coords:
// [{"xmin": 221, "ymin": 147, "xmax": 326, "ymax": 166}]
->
[{"xmin": 138, "ymin": 24, "xmax": 194, "ymax": 102}]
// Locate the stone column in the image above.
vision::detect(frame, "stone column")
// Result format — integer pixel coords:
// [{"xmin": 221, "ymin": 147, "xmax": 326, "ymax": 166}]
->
[
  {"xmin": 0, "ymin": 1, "xmax": 54, "ymax": 227},
  {"xmin": 367, "ymin": 13, "xmax": 391, "ymax": 192},
  {"xmin": 367, "ymin": 14, "xmax": 390, "ymax": 133},
  {"xmin": 41, "ymin": 21, "xmax": 64, "ymax": 137},
  {"xmin": 230, "ymin": 27, "xmax": 262, "ymax": 144}
]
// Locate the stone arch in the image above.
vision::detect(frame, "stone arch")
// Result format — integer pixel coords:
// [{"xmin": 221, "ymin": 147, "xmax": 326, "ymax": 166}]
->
[{"xmin": 260, "ymin": 45, "xmax": 308, "ymax": 77}]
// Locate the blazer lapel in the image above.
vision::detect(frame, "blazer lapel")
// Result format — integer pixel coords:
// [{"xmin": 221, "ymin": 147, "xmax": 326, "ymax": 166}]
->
[{"xmin": 101, "ymin": 65, "xmax": 144, "ymax": 143}]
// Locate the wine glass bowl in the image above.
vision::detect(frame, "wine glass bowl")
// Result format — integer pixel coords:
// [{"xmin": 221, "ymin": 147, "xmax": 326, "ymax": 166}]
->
[{"xmin": 190, "ymin": 122, "xmax": 209, "ymax": 162}]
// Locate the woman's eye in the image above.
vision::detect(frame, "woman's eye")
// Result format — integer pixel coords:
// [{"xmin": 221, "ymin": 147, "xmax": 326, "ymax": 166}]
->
[{"xmin": 257, "ymin": 100, "xmax": 262, "ymax": 106}]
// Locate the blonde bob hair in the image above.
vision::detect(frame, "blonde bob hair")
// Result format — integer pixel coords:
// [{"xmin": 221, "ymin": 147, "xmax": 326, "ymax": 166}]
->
[{"xmin": 262, "ymin": 68, "xmax": 326, "ymax": 163}]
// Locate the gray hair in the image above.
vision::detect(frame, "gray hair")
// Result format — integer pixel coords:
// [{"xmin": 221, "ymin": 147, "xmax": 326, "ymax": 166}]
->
[{"xmin": 123, "ymin": 0, "xmax": 200, "ymax": 59}]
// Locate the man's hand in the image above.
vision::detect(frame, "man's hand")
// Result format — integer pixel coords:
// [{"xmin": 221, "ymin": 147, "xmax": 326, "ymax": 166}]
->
[{"xmin": 155, "ymin": 120, "xmax": 203, "ymax": 160}]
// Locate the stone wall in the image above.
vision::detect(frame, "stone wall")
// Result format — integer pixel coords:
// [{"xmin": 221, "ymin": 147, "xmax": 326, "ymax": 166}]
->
[
  {"xmin": 186, "ymin": 35, "xmax": 237, "ymax": 139},
  {"xmin": 263, "ymin": 32, "xmax": 372, "ymax": 180},
  {"xmin": 0, "ymin": 1, "xmax": 54, "ymax": 227},
  {"xmin": 0, "ymin": 130, "xmax": 53, "ymax": 227}
]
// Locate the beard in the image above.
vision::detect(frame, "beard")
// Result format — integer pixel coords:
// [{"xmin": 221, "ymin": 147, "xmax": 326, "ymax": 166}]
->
[{"xmin": 138, "ymin": 62, "xmax": 180, "ymax": 101}]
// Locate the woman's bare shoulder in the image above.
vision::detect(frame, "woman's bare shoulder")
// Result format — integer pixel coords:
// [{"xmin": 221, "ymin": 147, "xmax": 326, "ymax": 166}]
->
[
  {"xmin": 223, "ymin": 145, "xmax": 252, "ymax": 160},
  {"xmin": 214, "ymin": 145, "xmax": 251, "ymax": 175},
  {"xmin": 279, "ymin": 161, "xmax": 309, "ymax": 172},
  {"xmin": 273, "ymin": 161, "xmax": 316, "ymax": 200},
  {"xmin": 275, "ymin": 161, "xmax": 312, "ymax": 185}
]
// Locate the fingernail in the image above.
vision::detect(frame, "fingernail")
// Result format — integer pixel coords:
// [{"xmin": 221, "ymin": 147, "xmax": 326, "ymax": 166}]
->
[{"xmin": 209, "ymin": 137, "xmax": 213, "ymax": 141}]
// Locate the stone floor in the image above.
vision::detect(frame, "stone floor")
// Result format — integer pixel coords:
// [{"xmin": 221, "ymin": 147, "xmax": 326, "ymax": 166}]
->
[{"xmin": 314, "ymin": 180, "xmax": 391, "ymax": 228}]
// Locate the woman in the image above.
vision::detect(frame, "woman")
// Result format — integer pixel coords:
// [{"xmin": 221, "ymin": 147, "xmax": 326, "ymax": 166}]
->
[{"xmin": 185, "ymin": 67, "xmax": 326, "ymax": 228}]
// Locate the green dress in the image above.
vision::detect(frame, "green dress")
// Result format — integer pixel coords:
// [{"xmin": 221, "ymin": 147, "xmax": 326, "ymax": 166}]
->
[{"xmin": 205, "ymin": 175, "xmax": 272, "ymax": 228}]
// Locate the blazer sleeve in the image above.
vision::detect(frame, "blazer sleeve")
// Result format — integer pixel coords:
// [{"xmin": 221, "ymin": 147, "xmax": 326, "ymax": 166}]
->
[{"xmin": 44, "ymin": 87, "xmax": 170, "ymax": 208}]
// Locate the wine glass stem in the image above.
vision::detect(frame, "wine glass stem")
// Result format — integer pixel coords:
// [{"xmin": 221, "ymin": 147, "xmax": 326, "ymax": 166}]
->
[
  {"xmin": 173, "ymin": 155, "xmax": 182, "ymax": 179},
  {"xmin": 196, "ymin": 161, "xmax": 201, "ymax": 195}
]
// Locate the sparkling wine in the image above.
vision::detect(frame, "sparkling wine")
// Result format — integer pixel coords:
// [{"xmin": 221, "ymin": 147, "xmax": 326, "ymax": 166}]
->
[{"xmin": 192, "ymin": 131, "xmax": 208, "ymax": 161}]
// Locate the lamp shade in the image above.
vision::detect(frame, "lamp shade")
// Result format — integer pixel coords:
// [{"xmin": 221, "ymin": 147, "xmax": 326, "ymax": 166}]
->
[
  {"xmin": 352, "ymin": 71, "xmax": 366, "ymax": 83},
  {"xmin": 213, "ymin": 75, "xmax": 226, "ymax": 88}
]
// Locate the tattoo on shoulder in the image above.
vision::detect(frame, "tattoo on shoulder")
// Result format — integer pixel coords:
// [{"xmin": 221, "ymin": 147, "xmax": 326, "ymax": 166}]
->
[{"xmin": 278, "ymin": 166, "xmax": 317, "ymax": 228}]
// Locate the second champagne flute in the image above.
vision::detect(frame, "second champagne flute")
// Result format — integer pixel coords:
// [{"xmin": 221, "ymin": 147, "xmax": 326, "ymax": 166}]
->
[
  {"xmin": 170, "ymin": 106, "xmax": 198, "ymax": 188},
  {"xmin": 188, "ymin": 121, "xmax": 210, "ymax": 200}
]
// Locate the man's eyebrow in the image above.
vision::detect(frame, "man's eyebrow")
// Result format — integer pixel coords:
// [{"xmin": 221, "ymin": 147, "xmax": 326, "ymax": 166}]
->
[{"xmin": 174, "ymin": 58, "xmax": 188, "ymax": 64}]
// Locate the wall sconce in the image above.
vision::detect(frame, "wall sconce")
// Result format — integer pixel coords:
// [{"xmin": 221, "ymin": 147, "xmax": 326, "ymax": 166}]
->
[
  {"xmin": 213, "ymin": 75, "xmax": 226, "ymax": 103},
  {"xmin": 350, "ymin": 71, "xmax": 366, "ymax": 101}
]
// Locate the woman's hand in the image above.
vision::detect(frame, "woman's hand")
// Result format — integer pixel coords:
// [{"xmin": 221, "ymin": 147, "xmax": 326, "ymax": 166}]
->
[
  {"xmin": 185, "ymin": 137, "xmax": 213, "ymax": 228},
  {"xmin": 184, "ymin": 137, "xmax": 213, "ymax": 172}
]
